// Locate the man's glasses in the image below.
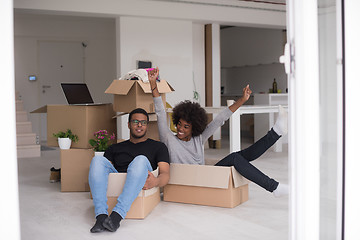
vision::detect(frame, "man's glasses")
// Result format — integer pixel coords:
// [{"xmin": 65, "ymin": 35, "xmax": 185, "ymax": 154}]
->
[{"xmin": 130, "ymin": 120, "xmax": 148, "ymax": 126}]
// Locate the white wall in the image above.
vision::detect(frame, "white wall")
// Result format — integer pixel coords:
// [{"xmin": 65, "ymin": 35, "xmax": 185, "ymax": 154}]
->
[
  {"xmin": 221, "ymin": 27, "xmax": 287, "ymax": 95},
  {"xmin": 14, "ymin": 14, "xmax": 116, "ymax": 105},
  {"xmin": 117, "ymin": 16, "xmax": 195, "ymax": 106},
  {"xmin": 192, "ymin": 23, "xmax": 206, "ymax": 106},
  {"xmin": 14, "ymin": 14, "xmax": 116, "ymax": 138}
]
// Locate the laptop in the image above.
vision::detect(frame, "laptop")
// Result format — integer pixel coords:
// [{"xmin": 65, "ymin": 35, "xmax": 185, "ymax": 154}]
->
[{"xmin": 61, "ymin": 83, "xmax": 103, "ymax": 105}]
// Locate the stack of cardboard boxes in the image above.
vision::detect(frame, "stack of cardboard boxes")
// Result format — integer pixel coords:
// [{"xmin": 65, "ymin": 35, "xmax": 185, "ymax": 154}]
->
[
  {"xmin": 103, "ymin": 78, "xmax": 174, "ymax": 218},
  {"xmin": 33, "ymin": 78, "xmax": 250, "ymax": 219},
  {"xmin": 105, "ymin": 79, "xmax": 175, "ymax": 141},
  {"xmin": 31, "ymin": 103, "xmax": 117, "ymax": 192}
]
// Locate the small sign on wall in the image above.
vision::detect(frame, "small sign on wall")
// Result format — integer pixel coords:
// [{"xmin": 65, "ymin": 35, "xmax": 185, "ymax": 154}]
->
[{"xmin": 28, "ymin": 75, "xmax": 37, "ymax": 81}]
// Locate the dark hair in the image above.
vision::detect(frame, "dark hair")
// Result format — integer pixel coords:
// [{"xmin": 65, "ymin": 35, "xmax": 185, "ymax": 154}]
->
[
  {"xmin": 172, "ymin": 100, "xmax": 208, "ymax": 136},
  {"xmin": 128, "ymin": 108, "xmax": 149, "ymax": 122}
]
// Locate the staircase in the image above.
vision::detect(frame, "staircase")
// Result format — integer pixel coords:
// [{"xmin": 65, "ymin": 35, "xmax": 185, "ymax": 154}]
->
[{"xmin": 16, "ymin": 99, "xmax": 41, "ymax": 158}]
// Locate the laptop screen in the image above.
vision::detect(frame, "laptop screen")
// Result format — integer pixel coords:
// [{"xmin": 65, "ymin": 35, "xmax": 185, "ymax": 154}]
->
[{"xmin": 61, "ymin": 83, "xmax": 94, "ymax": 105}]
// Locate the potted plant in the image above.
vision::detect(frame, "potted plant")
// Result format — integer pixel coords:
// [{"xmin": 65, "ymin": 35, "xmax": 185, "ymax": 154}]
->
[
  {"xmin": 89, "ymin": 130, "xmax": 115, "ymax": 156},
  {"xmin": 53, "ymin": 129, "xmax": 79, "ymax": 149}
]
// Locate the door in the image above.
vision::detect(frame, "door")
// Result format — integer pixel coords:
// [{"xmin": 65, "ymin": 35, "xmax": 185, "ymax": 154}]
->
[
  {"xmin": 38, "ymin": 41, "xmax": 84, "ymax": 141},
  {"xmin": 285, "ymin": 0, "xmax": 344, "ymax": 239}
]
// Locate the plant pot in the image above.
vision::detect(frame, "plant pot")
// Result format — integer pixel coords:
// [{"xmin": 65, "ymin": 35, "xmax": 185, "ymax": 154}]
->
[
  {"xmin": 58, "ymin": 137, "xmax": 72, "ymax": 149},
  {"xmin": 94, "ymin": 151, "xmax": 105, "ymax": 156}
]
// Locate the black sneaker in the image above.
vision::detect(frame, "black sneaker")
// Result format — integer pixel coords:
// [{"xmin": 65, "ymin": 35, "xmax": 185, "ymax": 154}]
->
[
  {"xmin": 102, "ymin": 212, "xmax": 122, "ymax": 232},
  {"xmin": 90, "ymin": 214, "xmax": 107, "ymax": 233}
]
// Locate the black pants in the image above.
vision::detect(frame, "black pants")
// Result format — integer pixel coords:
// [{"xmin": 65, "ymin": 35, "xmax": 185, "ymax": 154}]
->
[{"xmin": 215, "ymin": 128, "xmax": 281, "ymax": 192}]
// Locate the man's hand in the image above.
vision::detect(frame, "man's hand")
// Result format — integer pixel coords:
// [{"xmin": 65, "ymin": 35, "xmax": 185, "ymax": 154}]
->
[{"xmin": 143, "ymin": 171, "xmax": 160, "ymax": 190}]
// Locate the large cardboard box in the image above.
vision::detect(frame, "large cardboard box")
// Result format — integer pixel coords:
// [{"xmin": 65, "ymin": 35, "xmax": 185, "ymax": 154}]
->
[
  {"xmin": 105, "ymin": 79, "xmax": 174, "ymax": 113},
  {"xmin": 60, "ymin": 148, "xmax": 94, "ymax": 192},
  {"xmin": 106, "ymin": 169, "xmax": 160, "ymax": 219},
  {"xmin": 31, "ymin": 104, "xmax": 116, "ymax": 148},
  {"xmin": 164, "ymin": 164, "xmax": 249, "ymax": 208}
]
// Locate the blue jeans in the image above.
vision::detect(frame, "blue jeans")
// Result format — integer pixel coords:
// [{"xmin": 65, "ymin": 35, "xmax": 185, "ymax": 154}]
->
[{"xmin": 88, "ymin": 155, "xmax": 153, "ymax": 219}]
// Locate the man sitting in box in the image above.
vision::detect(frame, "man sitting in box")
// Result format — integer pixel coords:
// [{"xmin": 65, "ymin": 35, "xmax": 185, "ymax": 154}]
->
[{"xmin": 88, "ymin": 108, "xmax": 170, "ymax": 233}]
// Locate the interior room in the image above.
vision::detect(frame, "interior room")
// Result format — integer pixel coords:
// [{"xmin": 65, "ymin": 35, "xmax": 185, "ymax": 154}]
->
[
  {"xmin": 3, "ymin": 0, "xmax": 358, "ymax": 239},
  {"xmin": 13, "ymin": 2, "xmax": 289, "ymax": 239}
]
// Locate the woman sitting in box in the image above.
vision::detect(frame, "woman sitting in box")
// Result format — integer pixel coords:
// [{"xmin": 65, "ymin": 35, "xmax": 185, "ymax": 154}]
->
[{"xmin": 149, "ymin": 68, "xmax": 288, "ymax": 197}]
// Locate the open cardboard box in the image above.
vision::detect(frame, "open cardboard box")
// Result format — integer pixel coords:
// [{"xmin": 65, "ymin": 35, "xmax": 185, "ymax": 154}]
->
[
  {"xmin": 164, "ymin": 164, "xmax": 249, "ymax": 208},
  {"xmin": 31, "ymin": 104, "xmax": 116, "ymax": 148},
  {"xmin": 60, "ymin": 148, "xmax": 94, "ymax": 192},
  {"xmin": 106, "ymin": 168, "xmax": 160, "ymax": 219},
  {"xmin": 105, "ymin": 79, "xmax": 174, "ymax": 113}
]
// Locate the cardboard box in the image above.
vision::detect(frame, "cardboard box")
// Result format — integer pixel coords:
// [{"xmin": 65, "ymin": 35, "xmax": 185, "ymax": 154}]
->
[
  {"xmin": 105, "ymin": 79, "xmax": 174, "ymax": 113},
  {"xmin": 31, "ymin": 104, "xmax": 116, "ymax": 148},
  {"xmin": 164, "ymin": 164, "xmax": 249, "ymax": 208},
  {"xmin": 60, "ymin": 148, "xmax": 94, "ymax": 192},
  {"xmin": 146, "ymin": 113, "xmax": 160, "ymax": 141},
  {"xmin": 106, "ymin": 169, "xmax": 160, "ymax": 219}
]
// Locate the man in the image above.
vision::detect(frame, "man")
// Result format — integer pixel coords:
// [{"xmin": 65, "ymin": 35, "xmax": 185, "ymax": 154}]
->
[{"xmin": 88, "ymin": 108, "xmax": 170, "ymax": 233}]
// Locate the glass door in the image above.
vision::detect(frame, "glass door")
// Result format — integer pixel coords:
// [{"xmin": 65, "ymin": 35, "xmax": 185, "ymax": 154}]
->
[{"xmin": 285, "ymin": 0, "xmax": 344, "ymax": 239}]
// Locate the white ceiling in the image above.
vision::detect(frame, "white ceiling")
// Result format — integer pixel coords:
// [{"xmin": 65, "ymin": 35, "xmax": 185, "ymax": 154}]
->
[{"xmin": 150, "ymin": 0, "xmax": 286, "ymax": 7}]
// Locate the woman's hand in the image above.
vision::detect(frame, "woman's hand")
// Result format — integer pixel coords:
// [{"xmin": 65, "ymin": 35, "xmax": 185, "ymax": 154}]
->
[
  {"xmin": 228, "ymin": 84, "xmax": 252, "ymax": 113},
  {"xmin": 149, "ymin": 67, "xmax": 160, "ymax": 97},
  {"xmin": 148, "ymin": 67, "xmax": 159, "ymax": 84},
  {"xmin": 241, "ymin": 84, "xmax": 252, "ymax": 102}
]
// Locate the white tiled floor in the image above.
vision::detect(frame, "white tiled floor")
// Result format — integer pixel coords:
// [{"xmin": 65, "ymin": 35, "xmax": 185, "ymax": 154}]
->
[{"xmin": 17, "ymin": 137, "xmax": 289, "ymax": 240}]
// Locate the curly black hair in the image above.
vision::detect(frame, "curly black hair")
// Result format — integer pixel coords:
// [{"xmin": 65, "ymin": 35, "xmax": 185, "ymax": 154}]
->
[{"xmin": 172, "ymin": 100, "xmax": 208, "ymax": 137}]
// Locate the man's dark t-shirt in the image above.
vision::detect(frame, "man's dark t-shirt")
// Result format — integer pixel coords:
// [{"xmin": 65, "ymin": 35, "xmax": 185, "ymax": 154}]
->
[{"xmin": 104, "ymin": 139, "xmax": 170, "ymax": 172}]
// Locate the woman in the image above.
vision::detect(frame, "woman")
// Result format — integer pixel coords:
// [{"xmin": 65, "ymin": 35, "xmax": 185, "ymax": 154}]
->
[{"xmin": 149, "ymin": 68, "xmax": 288, "ymax": 197}]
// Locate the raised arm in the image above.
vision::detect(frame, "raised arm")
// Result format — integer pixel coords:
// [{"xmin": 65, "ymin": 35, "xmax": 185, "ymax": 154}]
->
[
  {"xmin": 149, "ymin": 67, "xmax": 160, "ymax": 98},
  {"xmin": 201, "ymin": 85, "xmax": 252, "ymax": 142},
  {"xmin": 148, "ymin": 67, "xmax": 173, "ymax": 139},
  {"xmin": 228, "ymin": 84, "xmax": 252, "ymax": 113}
]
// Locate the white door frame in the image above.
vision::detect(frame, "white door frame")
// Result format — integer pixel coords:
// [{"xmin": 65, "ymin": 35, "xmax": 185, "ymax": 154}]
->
[
  {"xmin": 287, "ymin": 0, "xmax": 360, "ymax": 239},
  {"xmin": 287, "ymin": 0, "xmax": 321, "ymax": 239},
  {"xmin": 343, "ymin": 1, "xmax": 360, "ymax": 238},
  {"xmin": 1, "ymin": 0, "xmax": 21, "ymax": 238}
]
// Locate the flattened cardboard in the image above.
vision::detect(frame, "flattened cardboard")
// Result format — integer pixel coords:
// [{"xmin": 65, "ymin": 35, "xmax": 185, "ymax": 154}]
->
[
  {"xmin": 164, "ymin": 164, "xmax": 249, "ymax": 208},
  {"xmin": 60, "ymin": 149, "xmax": 94, "ymax": 192},
  {"xmin": 106, "ymin": 169, "xmax": 160, "ymax": 219},
  {"xmin": 31, "ymin": 104, "xmax": 116, "ymax": 148},
  {"xmin": 105, "ymin": 79, "xmax": 174, "ymax": 113}
]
